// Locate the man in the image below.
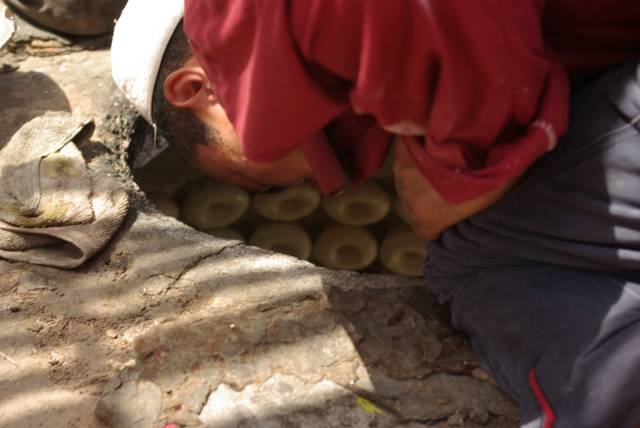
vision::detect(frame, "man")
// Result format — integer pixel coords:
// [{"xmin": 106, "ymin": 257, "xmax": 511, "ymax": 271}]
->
[{"xmin": 112, "ymin": 1, "xmax": 640, "ymax": 426}]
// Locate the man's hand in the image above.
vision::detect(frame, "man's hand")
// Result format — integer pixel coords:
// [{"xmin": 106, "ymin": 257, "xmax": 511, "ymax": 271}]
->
[{"xmin": 393, "ymin": 142, "xmax": 515, "ymax": 240}]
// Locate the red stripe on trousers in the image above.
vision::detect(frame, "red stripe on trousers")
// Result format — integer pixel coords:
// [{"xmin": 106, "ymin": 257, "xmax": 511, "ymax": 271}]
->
[{"xmin": 528, "ymin": 368, "xmax": 556, "ymax": 428}]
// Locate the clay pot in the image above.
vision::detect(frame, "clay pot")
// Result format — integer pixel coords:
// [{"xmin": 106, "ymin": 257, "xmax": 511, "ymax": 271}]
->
[
  {"xmin": 252, "ymin": 183, "xmax": 321, "ymax": 221},
  {"xmin": 322, "ymin": 181, "xmax": 390, "ymax": 226},
  {"xmin": 182, "ymin": 181, "xmax": 250, "ymax": 230},
  {"xmin": 379, "ymin": 224, "xmax": 426, "ymax": 277},
  {"xmin": 249, "ymin": 222, "xmax": 312, "ymax": 260},
  {"xmin": 313, "ymin": 223, "xmax": 378, "ymax": 271}
]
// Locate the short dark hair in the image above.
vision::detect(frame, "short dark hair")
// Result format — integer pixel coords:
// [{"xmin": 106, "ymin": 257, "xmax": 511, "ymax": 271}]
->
[{"xmin": 151, "ymin": 22, "xmax": 218, "ymax": 159}]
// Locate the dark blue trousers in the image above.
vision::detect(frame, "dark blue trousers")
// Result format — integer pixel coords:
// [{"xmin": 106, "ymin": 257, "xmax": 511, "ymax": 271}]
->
[{"xmin": 425, "ymin": 56, "xmax": 640, "ymax": 427}]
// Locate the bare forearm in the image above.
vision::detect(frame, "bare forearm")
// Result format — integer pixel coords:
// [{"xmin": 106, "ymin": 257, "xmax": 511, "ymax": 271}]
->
[{"xmin": 393, "ymin": 142, "xmax": 516, "ymax": 240}]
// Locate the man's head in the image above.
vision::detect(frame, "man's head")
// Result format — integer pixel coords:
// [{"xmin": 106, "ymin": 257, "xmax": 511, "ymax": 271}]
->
[
  {"xmin": 151, "ymin": 25, "xmax": 313, "ymax": 191},
  {"xmin": 112, "ymin": 1, "xmax": 311, "ymax": 191}
]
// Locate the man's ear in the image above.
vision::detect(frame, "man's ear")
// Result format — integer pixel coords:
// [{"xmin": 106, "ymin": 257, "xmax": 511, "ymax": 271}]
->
[{"xmin": 163, "ymin": 66, "xmax": 215, "ymax": 110}]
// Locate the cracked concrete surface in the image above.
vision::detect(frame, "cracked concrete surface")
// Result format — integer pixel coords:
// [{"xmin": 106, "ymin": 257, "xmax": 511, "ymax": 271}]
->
[{"xmin": 0, "ymin": 22, "xmax": 519, "ymax": 428}]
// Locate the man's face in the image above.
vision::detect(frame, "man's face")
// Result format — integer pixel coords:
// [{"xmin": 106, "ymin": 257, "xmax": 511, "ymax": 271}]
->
[
  {"xmin": 165, "ymin": 56, "xmax": 313, "ymax": 192},
  {"xmin": 191, "ymin": 104, "xmax": 312, "ymax": 192}
]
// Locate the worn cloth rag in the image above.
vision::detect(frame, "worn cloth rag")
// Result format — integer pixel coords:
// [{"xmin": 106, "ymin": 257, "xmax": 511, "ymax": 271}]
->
[{"xmin": 0, "ymin": 112, "xmax": 129, "ymax": 269}]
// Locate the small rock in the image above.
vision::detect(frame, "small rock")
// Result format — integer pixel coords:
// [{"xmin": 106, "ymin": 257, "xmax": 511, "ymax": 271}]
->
[
  {"xmin": 8, "ymin": 305, "xmax": 21, "ymax": 313},
  {"xmin": 106, "ymin": 329, "xmax": 119, "ymax": 339},
  {"xmin": 106, "ymin": 359, "xmax": 136, "ymax": 372},
  {"xmin": 48, "ymin": 353, "xmax": 62, "ymax": 366},
  {"xmin": 29, "ymin": 39, "xmax": 67, "ymax": 49}
]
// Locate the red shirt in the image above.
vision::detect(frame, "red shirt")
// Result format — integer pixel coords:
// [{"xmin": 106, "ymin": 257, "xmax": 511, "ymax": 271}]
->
[{"xmin": 184, "ymin": 0, "xmax": 640, "ymax": 202}]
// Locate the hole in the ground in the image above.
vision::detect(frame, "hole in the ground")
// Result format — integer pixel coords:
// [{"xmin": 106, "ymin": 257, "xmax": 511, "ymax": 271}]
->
[{"xmin": 133, "ymin": 146, "xmax": 426, "ymax": 276}]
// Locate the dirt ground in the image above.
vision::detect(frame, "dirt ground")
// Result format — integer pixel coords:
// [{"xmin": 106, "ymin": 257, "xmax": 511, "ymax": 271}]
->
[{"xmin": 0, "ymin": 17, "xmax": 520, "ymax": 428}]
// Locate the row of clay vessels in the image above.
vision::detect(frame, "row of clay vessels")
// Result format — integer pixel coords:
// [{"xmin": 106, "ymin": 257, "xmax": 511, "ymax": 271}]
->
[{"xmin": 146, "ymin": 180, "xmax": 426, "ymax": 277}]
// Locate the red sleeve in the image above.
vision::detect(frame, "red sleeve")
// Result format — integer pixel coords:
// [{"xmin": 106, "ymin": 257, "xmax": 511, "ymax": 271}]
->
[{"xmin": 185, "ymin": 0, "xmax": 569, "ymax": 203}]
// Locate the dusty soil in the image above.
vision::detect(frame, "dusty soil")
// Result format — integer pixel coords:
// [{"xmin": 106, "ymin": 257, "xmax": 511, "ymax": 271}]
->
[{"xmin": 0, "ymin": 16, "xmax": 520, "ymax": 428}]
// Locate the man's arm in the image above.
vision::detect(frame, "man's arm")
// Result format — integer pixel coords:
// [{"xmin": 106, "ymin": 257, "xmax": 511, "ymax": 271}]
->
[{"xmin": 394, "ymin": 142, "xmax": 516, "ymax": 239}]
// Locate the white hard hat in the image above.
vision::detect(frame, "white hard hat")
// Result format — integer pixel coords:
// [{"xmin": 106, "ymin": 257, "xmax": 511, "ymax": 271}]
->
[
  {"xmin": 111, "ymin": 0, "xmax": 184, "ymax": 125},
  {"xmin": 0, "ymin": 5, "xmax": 16, "ymax": 49}
]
